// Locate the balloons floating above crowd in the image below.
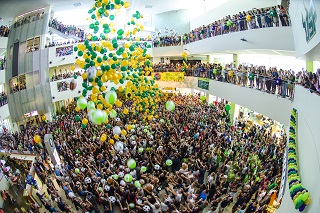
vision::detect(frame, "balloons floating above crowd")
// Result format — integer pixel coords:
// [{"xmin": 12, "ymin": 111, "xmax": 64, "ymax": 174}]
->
[
  {"xmin": 73, "ymin": 0, "xmax": 163, "ymax": 127},
  {"xmin": 165, "ymin": 101, "xmax": 175, "ymax": 111}
]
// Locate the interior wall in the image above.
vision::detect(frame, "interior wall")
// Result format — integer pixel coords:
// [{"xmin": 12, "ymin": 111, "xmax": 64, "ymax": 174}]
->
[
  {"xmin": 289, "ymin": 0, "xmax": 320, "ymax": 57},
  {"xmin": 153, "ymin": 9, "xmax": 191, "ymax": 35},
  {"xmin": 0, "ymin": 37, "xmax": 8, "ymax": 49},
  {"xmin": 190, "ymin": 0, "xmax": 278, "ymax": 30},
  {"xmin": 238, "ymin": 54, "xmax": 307, "ymax": 72},
  {"xmin": 184, "ymin": 27, "xmax": 295, "ymax": 55},
  {"xmin": 277, "ymin": 86, "xmax": 320, "ymax": 213}
]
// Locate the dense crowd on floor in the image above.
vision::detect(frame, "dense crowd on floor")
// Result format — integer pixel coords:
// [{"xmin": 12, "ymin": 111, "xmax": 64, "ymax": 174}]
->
[
  {"xmin": 0, "ymin": 94, "xmax": 285, "ymax": 213},
  {"xmin": 0, "ymin": 26, "xmax": 9, "ymax": 37},
  {"xmin": 49, "ymin": 18, "xmax": 85, "ymax": 40}
]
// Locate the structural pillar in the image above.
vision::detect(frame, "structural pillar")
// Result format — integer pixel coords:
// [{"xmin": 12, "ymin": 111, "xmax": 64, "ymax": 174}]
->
[
  {"xmin": 209, "ymin": 55, "xmax": 215, "ymax": 63},
  {"xmin": 306, "ymin": 61, "xmax": 314, "ymax": 72},
  {"xmin": 233, "ymin": 54, "xmax": 238, "ymax": 68},
  {"xmin": 229, "ymin": 102, "xmax": 240, "ymax": 124}
]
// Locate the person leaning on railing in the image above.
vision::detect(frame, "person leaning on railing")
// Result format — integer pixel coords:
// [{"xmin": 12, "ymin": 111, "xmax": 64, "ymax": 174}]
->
[{"xmin": 0, "ymin": 92, "xmax": 7, "ymax": 107}]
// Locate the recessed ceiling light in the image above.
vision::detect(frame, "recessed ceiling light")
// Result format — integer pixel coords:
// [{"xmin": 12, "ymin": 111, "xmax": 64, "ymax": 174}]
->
[
  {"xmin": 73, "ymin": 2, "xmax": 82, "ymax": 7},
  {"xmin": 145, "ymin": 5, "xmax": 153, "ymax": 8}
]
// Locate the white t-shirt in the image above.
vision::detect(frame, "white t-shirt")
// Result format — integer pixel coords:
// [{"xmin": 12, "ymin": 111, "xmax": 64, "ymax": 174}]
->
[
  {"xmin": 150, "ymin": 202, "xmax": 161, "ymax": 213},
  {"xmin": 175, "ymin": 193, "xmax": 182, "ymax": 202},
  {"xmin": 161, "ymin": 202, "xmax": 168, "ymax": 212}
]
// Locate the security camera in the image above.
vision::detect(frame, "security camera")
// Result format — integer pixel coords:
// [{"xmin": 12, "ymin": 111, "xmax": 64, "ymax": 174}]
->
[{"xmin": 240, "ymin": 38, "xmax": 247, "ymax": 42}]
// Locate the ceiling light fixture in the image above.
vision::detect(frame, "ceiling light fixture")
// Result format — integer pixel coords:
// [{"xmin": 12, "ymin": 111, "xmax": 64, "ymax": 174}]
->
[
  {"xmin": 73, "ymin": 2, "xmax": 82, "ymax": 7},
  {"xmin": 145, "ymin": 5, "xmax": 153, "ymax": 8}
]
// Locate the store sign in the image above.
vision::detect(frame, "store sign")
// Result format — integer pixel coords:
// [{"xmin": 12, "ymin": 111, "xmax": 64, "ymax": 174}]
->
[
  {"xmin": 44, "ymin": 134, "xmax": 61, "ymax": 165},
  {"xmin": 302, "ymin": 0, "xmax": 317, "ymax": 43},
  {"xmin": 198, "ymin": 77, "xmax": 209, "ymax": 90},
  {"xmin": 152, "ymin": 72, "xmax": 184, "ymax": 82}
]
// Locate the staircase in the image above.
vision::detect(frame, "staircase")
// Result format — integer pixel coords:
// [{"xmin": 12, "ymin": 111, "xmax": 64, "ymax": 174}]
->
[{"xmin": 49, "ymin": 27, "xmax": 82, "ymax": 41}]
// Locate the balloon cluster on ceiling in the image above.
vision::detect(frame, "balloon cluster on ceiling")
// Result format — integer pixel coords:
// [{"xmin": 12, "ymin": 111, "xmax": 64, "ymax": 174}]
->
[
  {"xmin": 74, "ymin": 0, "xmax": 163, "ymax": 127},
  {"xmin": 288, "ymin": 108, "xmax": 311, "ymax": 212}
]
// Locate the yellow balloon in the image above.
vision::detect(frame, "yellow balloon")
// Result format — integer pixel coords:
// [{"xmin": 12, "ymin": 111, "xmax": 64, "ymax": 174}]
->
[
  {"xmin": 71, "ymin": 65, "xmax": 75, "ymax": 71},
  {"xmin": 92, "ymin": 87, "xmax": 99, "ymax": 94},
  {"xmin": 97, "ymin": 104, "xmax": 103, "ymax": 110},
  {"xmin": 75, "ymin": 107, "xmax": 80, "ymax": 112},
  {"xmin": 123, "ymin": 108, "xmax": 129, "ymax": 114},
  {"xmin": 121, "ymin": 130, "xmax": 127, "ymax": 136},
  {"xmin": 124, "ymin": 1, "xmax": 130, "ymax": 8},
  {"xmin": 100, "ymin": 135, "xmax": 107, "ymax": 142},
  {"xmin": 182, "ymin": 52, "xmax": 188, "ymax": 58},
  {"xmin": 34, "ymin": 135, "xmax": 41, "ymax": 143},
  {"xmin": 101, "ymin": 85, "xmax": 107, "ymax": 91},
  {"xmin": 115, "ymin": 99, "xmax": 122, "ymax": 107},
  {"xmin": 305, "ymin": 197, "xmax": 311, "ymax": 205},
  {"xmin": 109, "ymin": 139, "xmax": 114, "ymax": 145},
  {"xmin": 114, "ymin": 134, "xmax": 119, "ymax": 140},
  {"xmin": 82, "ymin": 72, "xmax": 87, "ymax": 80},
  {"xmin": 82, "ymin": 118, "xmax": 88, "ymax": 125},
  {"xmin": 96, "ymin": 69, "xmax": 103, "ymax": 77},
  {"xmin": 127, "ymin": 125, "xmax": 132, "ymax": 130}
]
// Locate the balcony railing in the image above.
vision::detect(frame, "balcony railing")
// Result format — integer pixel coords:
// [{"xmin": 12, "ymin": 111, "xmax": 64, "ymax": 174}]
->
[{"xmin": 153, "ymin": 68, "xmax": 299, "ymax": 100}]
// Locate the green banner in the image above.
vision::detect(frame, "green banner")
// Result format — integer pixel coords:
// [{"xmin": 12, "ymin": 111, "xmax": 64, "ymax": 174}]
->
[{"xmin": 198, "ymin": 78, "xmax": 209, "ymax": 90}]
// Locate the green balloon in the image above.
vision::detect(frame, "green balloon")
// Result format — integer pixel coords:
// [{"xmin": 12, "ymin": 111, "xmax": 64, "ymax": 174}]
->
[
  {"xmin": 225, "ymin": 104, "xmax": 231, "ymax": 111},
  {"xmin": 78, "ymin": 51, "xmax": 83, "ymax": 56},
  {"xmin": 117, "ymin": 29, "xmax": 124, "ymax": 35},
  {"xmin": 166, "ymin": 159, "xmax": 173, "ymax": 166},
  {"xmin": 81, "ymin": 124, "xmax": 87, "ymax": 129},
  {"xmin": 109, "ymin": 15, "xmax": 115, "ymax": 20},
  {"xmin": 124, "ymin": 174, "xmax": 133, "ymax": 182},
  {"xmin": 127, "ymin": 159, "xmax": 136, "ymax": 169},
  {"xmin": 75, "ymin": 115, "xmax": 80, "ymax": 121},
  {"xmin": 134, "ymin": 180, "xmax": 141, "ymax": 188},
  {"xmin": 141, "ymin": 166, "xmax": 147, "ymax": 172}
]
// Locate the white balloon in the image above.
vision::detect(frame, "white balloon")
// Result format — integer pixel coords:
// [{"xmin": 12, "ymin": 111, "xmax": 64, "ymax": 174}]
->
[
  {"xmin": 114, "ymin": 141, "xmax": 124, "ymax": 152},
  {"xmin": 113, "ymin": 126, "xmax": 121, "ymax": 135},
  {"xmin": 87, "ymin": 66, "xmax": 97, "ymax": 79}
]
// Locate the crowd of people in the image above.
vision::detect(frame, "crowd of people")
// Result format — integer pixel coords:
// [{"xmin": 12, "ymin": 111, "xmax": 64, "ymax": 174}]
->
[
  {"xmin": 153, "ymin": 62, "xmax": 320, "ymax": 99},
  {"xmin": 0, "ymin": 92, "xmax": 7, "ymax": 107},
  {"xmin": 12, "ymin": 12, "xmax": 45, "ymax": 28},
  {"xmin": 11, "ymin": 82, "xmax": 27, "ymax": 94},
  {"xmin": 49, "ymin": 18, "xmax": 85, "ymax": 40},
  {"xmin": 0, "ymin": 93, "xmax": 285, "ymax": 213},
  {"xmin": 153, "ymin": 35, "xmax": 182, "ymax": 48},
  {"xmin": 51, "ymin": 71, "xmax": 82, "ymax": 81},
  {"xmin": 150, "ymin": 5, "xmax": 290, "ymax": 47},
  {"xmin": 45, "ymin": 40, "xmax": 85, "ymax": 48},
  {"xmin": 183, "ymin": 5, "xmax": 290, "ymax": 44},
  {"xmin": 0, "ymin": 58, "xmax": 6, "ymax": 70},
  {"xmin": 56, "ymin": 45, "xmax": 74, "ymax": 57},
  {"xmin": 0, "ymin": 25, "xmax": 9, "ymax": 37}
]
